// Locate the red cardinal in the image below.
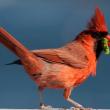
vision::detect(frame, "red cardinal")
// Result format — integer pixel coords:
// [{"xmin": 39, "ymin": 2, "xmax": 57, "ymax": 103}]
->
[{"xmin": 0, "ymin": 7, "xmax": 110, "ymax": 109}]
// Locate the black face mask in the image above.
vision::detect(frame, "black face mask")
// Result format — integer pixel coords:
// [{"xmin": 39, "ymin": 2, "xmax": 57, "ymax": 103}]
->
[
  {"xmin": 82, "ymin": 30, "xmax": 108, "ymax": 40},
  {"xmin": 82, "ymin": 30, "xmax": 110, "ymax": 55}
]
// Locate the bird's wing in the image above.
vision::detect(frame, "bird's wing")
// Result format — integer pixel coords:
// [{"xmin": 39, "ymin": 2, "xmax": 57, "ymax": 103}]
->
[{"xmin": 31, "ymin": 48, "xmax": 88, "ymax": 69}]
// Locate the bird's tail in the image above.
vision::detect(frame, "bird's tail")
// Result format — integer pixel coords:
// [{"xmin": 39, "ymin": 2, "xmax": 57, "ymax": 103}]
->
[
  {"xmin": 0, "ymin": 28, "xmax": 44, "ymax": 74},
  {"xmin": 0, "ymin": 28, "xmax": 31, "ymax": 56}
]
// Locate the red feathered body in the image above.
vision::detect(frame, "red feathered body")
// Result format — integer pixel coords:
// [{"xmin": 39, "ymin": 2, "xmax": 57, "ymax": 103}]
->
[
  {"xmin": 0, "ymin": 27, "xmax": 96, "ymax": 89},
  {"xmin": 32, "ymin": 35, "xmax": 97, "ymax": 89}
]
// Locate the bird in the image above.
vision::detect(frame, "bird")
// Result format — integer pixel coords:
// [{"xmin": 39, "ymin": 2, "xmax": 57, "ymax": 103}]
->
[{"xmin": 0, "ymin": 7, "xmax": 110, "ymax": 110}]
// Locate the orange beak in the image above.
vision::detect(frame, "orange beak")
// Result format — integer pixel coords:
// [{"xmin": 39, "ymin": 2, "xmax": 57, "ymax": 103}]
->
[{"xmin": 106, "ymin": 35, "xmax": 110, "ymax": 46}]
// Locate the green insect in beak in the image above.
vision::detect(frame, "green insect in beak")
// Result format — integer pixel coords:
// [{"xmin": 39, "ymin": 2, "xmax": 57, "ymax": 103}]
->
[{"xmin": 102, "ymin": 38, "xmax": 110, "ymax": 54}]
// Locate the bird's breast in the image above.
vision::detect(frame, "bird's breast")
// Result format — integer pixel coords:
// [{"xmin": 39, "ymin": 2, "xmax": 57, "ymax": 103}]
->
[{"xmin": 34, "ymin": 61, "xmax": 95, "ymax": 88}]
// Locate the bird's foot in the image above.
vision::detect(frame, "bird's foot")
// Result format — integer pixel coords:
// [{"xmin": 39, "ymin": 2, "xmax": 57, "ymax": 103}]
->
[
  {"xmin": 40, "ymin": 103, "xmax": 52, "ymax": 110},
  {"xmin": 74, "ymin": 108, "xmax": 92, "ymax": 110},
  {"xmin": 71, "ymin": 107, "xmax": 93, "ymax": 110},
  {"xmin": 60, "ymin": 106, "xmax": 67, "ymax": 110},
  {"xmin": 70, "ymin": 104, "xmax": 92, "ymax": 110}
]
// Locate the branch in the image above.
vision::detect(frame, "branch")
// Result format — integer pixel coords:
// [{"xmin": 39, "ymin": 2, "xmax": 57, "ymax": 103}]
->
[{"xmin": 0, "ymin": 108, "xmax": 104, "ymax": 110}]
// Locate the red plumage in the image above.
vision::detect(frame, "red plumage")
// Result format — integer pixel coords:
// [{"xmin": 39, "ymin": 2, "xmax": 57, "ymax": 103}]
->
[{"xmin": 87, "ymin": 7, "xmax": 108, "ymax": 32}]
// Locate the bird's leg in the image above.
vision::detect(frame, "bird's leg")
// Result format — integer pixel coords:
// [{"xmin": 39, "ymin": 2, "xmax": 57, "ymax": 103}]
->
[
  {"xmin": 38, "ymin": 86, "xmax": 46, "ymax": 109},
  {"xmin": 38, "ymin": 87, "xmax": 44, "ymax": 106},
  {"xmin": 63, "ymin": 87, "xmax": 84, "ymax": 109},
  {"xmin": 38, "ymin": 86, "xmax": 52, "ymax": 109}
]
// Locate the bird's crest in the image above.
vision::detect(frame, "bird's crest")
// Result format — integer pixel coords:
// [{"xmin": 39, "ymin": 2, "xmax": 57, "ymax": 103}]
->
[{"xmin": 87, "ymin": 7, "xmax": 108, "ymax": 32}]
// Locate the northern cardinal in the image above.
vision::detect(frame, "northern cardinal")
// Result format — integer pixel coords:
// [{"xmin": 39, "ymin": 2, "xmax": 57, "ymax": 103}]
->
[{"xmin": 0, "ymin": 7, "xmax": 110, "ymax": 109}]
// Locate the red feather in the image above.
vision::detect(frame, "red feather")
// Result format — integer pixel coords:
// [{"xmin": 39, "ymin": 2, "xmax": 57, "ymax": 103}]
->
[{"xmin": 87, "ymin": 7, "xmax": 108, "ymax": 32}]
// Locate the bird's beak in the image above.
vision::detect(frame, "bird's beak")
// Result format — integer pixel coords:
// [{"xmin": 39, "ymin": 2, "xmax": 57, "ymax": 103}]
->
[{"xmin": 106, "ymin": 35, "xmax": 110, "ymax": 46}]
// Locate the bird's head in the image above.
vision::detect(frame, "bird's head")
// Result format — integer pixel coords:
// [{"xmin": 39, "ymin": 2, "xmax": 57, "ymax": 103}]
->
[{"xmin": 86, "ymin": 7, "xmax": 110, "ymax": 54}]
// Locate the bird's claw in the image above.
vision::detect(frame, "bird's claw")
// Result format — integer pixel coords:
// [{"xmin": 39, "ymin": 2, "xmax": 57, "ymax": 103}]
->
[
  {"xmin": 71, "ymin": 107, "xmax": 93, "ymax": 110},
  {"xmin": 40, "ymin": 103, "xmax": 52, "ymax": 110},
  {"xmin": 74, "ymin": 103, "xmax": 84, "ymax": 109},
  {"xmin": 70, "ymin": 104, "xmax": 92, "ymax": 110}
]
